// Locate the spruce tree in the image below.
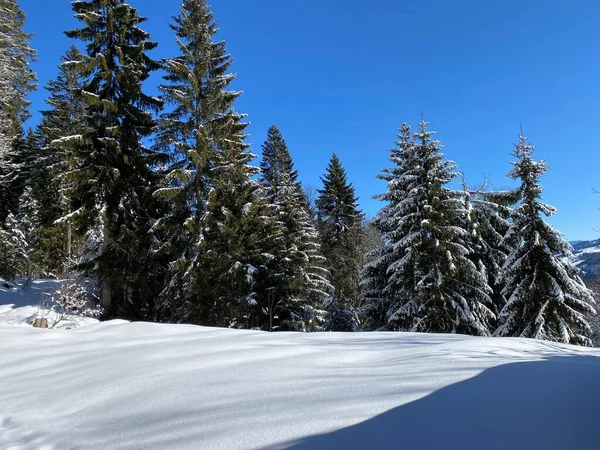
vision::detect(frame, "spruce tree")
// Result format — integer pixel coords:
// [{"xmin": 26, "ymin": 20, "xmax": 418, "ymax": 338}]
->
[
  {"xmin": 316, "ymin": 153, "xmax": 363, "ymax": 331},
  {"xmin": 260, "ymin": 125, "xmax": 332, "ymax": 331},
  {"xmin": 363, "ymin": 121, "xmax": 494, "ymax": 335},
  {"xmin": 194, "ymin": 145, "xmax": 278, "ymax": 328},
  {"xmin": 496, "ymin": 134, "xmax": 596, "ymax": 345},
  {"xmin": 360, "ymin": 124, "xmax": 414, "ymax": 331},
  {"xmin": 153, "ymin": 0, "xmax": 275, "ymax": 327},
  {"xmin": 57, "ymin": 0, "xmax": 165, "ymax": 315},
  {"xmin": 0, "ymin": 0, "xmax": 36, "ymax": 279},
  {"xmin": 359, "ymin": 220, "xmax": 389, "ymax": 330},
  {"xmin": 36, "ymin": 46, "xmax": 87, "ymax": 274},
  {"xmin": 467, "ymin": 186, "xmax": 520, "ymax": 317},
  {"xmin": 0, "ymin": 0, "xmax": 36, "ymax": 221},
  {"xmin": 0, "ymin": 212, "xmax": 27, "ymax": 280}
]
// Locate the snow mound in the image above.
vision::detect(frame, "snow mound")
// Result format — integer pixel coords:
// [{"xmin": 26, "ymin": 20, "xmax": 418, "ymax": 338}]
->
[
  {"xmin": 0, "ymin": 320, "xmax": 599, "ymax": 449},
  {"xmin": 0, "ymin": 279, "xmax": 99, "ymax": 329}
]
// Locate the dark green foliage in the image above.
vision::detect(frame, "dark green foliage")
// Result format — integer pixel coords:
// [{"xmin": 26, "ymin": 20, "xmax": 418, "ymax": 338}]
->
[
  {"xmin": 363, "ymin": 121, "xmax": 494, "ymax": 336},
  {"xmin": 0, "ymin": 0, "xmax": 36, "ymax": 220},
  {"xmin": 58, "ymin": 0, "xmax": 166, "ymax": 316},
  {"xmin": 0, "ymin": 212, "xmax": 27, "ymax": 280},
  {"xmin": 463, "ymin": 183, "xmax": 518, "ymax": 319},
  {"xmin": 316, "ymin": 154, "xmax": 363, "ymax": 331},
  {"xmin": 260, "ymin": 125, "xmax": 333, "ymax": 331},
  {"xmin": 0, "ymin": 0, "xmax": 37, "ymax": 133},
  {"xmin": 496, "ymin": 135, "xmax": 595, "ymax": 345},
  {"xmin": 26, "ymin": 46, "xmax": 89, "ymax": 276},
  {"xmin": 153, "ymin": 0, "xmax": 273, "ymax": 327}
]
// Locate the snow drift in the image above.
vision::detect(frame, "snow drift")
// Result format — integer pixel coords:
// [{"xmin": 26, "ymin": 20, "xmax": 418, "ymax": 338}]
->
[{"xmin": 1, "ymin": 282, "xmax": 599, "ymax": 449}]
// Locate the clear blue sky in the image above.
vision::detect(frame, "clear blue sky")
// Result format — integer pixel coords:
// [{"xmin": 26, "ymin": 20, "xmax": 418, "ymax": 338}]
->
[{"xmin": 20, "ymin": 0, "xmax": 600, "ymax": 240}]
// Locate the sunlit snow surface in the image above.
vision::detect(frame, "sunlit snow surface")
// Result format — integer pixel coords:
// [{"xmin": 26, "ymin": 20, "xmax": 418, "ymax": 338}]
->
[{"xmin": 1, "ymin": 282, "xmax": 599, "ymax": 449}]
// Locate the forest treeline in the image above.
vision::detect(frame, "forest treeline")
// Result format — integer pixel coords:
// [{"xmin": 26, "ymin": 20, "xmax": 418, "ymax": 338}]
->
[{"xmin": 0, "ymin": 0, "xmax": 595, "ymax": 344}]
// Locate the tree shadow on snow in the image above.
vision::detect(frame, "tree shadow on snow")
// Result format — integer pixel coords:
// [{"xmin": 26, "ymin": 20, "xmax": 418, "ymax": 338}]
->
[{"xmin": 286, "ymin": 355, "xmax": 600, "ymax": 450}]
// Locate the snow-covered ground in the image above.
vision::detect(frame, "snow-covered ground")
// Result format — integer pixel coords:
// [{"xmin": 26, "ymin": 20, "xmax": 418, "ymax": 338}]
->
[
  {"xmin": 1, "ymin": 283, "xmax": 599, "ymax": 449},
  {"xmin": 0, "ymin": 279, "xmax": 98, "ymax": 329}
]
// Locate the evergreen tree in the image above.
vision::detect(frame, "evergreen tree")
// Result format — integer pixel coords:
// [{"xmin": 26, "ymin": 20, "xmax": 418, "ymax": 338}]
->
[
  {"xmin": 193, "ymin": 145, "xmax": 278, "ymax": 328},
  {"xmin": 10, "ymin": 130, "xmax": 51, "ymax": 277},
  {"xmin": 0, "ymin": 0, "xmax": 36, "ymax": 220},
  {"xmin": 496, "ymin": 134, "xmax": 596, "ymax": 345},
  {"xmin": 260, "ymin": 125, "xmax": 332, "ymax": 331},
  {"xmin": 0, "ymin": 0, "xmax": 36, "ymax": 280},
  {"xmin": 358, "ymin": 220, "xmax": 388, "ymax": 330},
  {"xmin": 153, "ymin": 0, "xmax": 275, "ymax": 327},
  {"xmin": 360, "ymin": 125, "xmax": 414, "ymax": 331},
  {"xmin": 0, "ymin": 212, "xmax": 27, "ymax": 280},
  {"xmin": 363, "ymin": 121, "xmax": 494, "ymax": 336},
  {"xmin": 35, "ymin": 45, "xmax": 87, "ymax": 274},
  {"xmin": 56, "ymin": 0, "xmax": 165, "ymax": 315},
  {"xmin": 316, "ymin": 153, "xmax": 363, "ymax": 331},
  {"xmin": 467, "ymin": 185, "xmax": 520, "ymax": 317}
]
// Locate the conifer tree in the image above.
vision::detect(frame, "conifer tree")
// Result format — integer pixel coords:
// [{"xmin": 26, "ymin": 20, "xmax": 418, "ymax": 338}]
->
[
  {"xmin": 0, "ymin": 0, "xmax": 36, "ymax": 139},
  {"xmin": 0, "ymin": 0, "xmax": 36, "ymax": 219},
  {"xmin": 35, "ymin": 46, "xmax": 87, "ymax": 274},
  {"xmin": 363, "ymin": 121, "xmax": 495, "ymax": 335},
  {"xmin": 0, "ymin": 212, "xmax": 27, "ymax": 280},
  {"xmin": 317, "ymin": 154, "xmax": 363, "ymax": 331},
  {"xmin": 260, "ymin": 126, "xmax": 332, "ymax": 331},
  {"xmin": 57, "ymin": 0, "xmax": 165, "ymax": 315},
  {"xmin": 360, "ymin": 125, "xmax": 414, "ymax": 330},
  {"xmin": 467, "ymin": 186, "xmax": 520, "ymax": 317},
  {"xmin": 496, "ymin": 134, "xmax": 596, "ymax": 345},
  {"xmin": 153, "ymin": 0, "xmax": 275, "ymax": 327},
  {"xmin": 193, "ymin": 145, "xmax": 278, "ymax": 328},
  {"xmin": 0, "ymin": 0, "xmax": 36, "ymax": 279}
]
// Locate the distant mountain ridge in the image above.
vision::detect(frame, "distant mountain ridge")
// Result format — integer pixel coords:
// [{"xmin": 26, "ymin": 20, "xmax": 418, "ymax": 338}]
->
[
  {"xmin": 569, "ymin": 239, "xmax": 600, "ymax": 346},
  {"xmin": 569, "ymin": 239, "xmax": 600, "ymax": 281}
]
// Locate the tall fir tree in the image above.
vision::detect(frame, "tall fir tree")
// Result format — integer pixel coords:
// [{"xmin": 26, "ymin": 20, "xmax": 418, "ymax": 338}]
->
[
  {"xmin": 467, "ymin": 185, "xmax": 520, "ymax": 318},
  {"xmin": 35, "ymin": 45, "xmax": 87, "ymax": 274},
  {"xmin": 260, "ymin": 126, "xmax": 333, "ymax": 331},
  {"xmin": 154, "ymin": 0, "xmax": 274, "ymax": 327},
  {"xmin": 194, "ymin": 143, "xmax": 279, "ymax": 328},
  {"xmin": 496, "ymin": 134, "xmax": 595, "ymax": 345},
  {"xmin": 362, "ymin": 121, "xmax": 495, "ymax": 335},
  {"xmin": 0, "ymin": 0, "xmax": 36, "ymax": 279},
  {"xmin": 316, "ymin": 153, "xmax": 363, "ymax": 331},
  {"xmin": 56, "ymin": 0, "xmax": 166, "ymax": 316}
]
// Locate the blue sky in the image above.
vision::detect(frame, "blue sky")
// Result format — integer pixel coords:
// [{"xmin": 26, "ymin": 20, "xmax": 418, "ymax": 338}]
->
[{"xmin": 20, "ymin": 0, "xmax": 600, "ymax": 240}]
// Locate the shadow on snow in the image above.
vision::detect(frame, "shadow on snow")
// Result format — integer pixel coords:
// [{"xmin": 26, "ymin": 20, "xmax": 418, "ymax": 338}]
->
[{"xmin": 286, "ymin": 355, "xmax": 600, "ymax": 450}]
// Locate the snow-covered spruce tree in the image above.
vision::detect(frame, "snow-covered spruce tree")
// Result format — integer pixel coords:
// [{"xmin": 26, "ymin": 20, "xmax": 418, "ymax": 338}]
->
[
  {"xmin": 0, "ymin": 0, "xmax": 35, "ymax": 130},
  {"xmin": 363, "ymin": 121, "xmax": 495, "ymax": 335},
  {"xmin": 58, "ymin": 0, "xmax": 166, "ymax": 316},
  {"xmin": 0, "ymin": 212, "xmax": 27, "ymax": 280},
  {"xmin": 495, "ymin": 134, "xmax": 595, "ymax": 345},
  {"xmin": 154, "ymin": 0, "xmax": 276, "ymax": 327},
  {"xmin": 467, "ymin": 185, "xmax": 520, "ymax": 318},
  {"xmin": 195, "ymin": 144, "xmax": 280, "ymax": 328},
  {"xmin": 260, "ymin": 126, "xmax": 332, "ymax": 331},
  {"xmin": 359, "ymin": 124, "xmax": 414, "ymax": 331},
  {"xmin": 33, "ymin": 46, "xmax": 85, "ymax": 274},
  {"xmin": 0, "ymin": 132, "xmax": 37, "ymax": 280},
  {"xmin": 316, "ymin": 153, "xmax": 363, "ymax": 331},
  {"xmin": 358, "ymin": 219, "xmax": 388, "ymax": 330},
  {"xmin": 0, "ymin": 0, "xmax": 36, "ymax": 271}
]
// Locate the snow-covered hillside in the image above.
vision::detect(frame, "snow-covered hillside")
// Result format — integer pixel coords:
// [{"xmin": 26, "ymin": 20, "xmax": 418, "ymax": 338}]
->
[
  {"xmin": 570, "ymin": 238, "xmax": 600, "ymax": 280},
  {"xmin": 1, "ymin": 284, "xmax": 599, "ymax": 450}
]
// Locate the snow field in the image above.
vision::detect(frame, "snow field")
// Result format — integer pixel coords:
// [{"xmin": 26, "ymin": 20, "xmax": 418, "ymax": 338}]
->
[{"xmin": 1, "ymin": 280, "xmax": 599, "ymax": 449}]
